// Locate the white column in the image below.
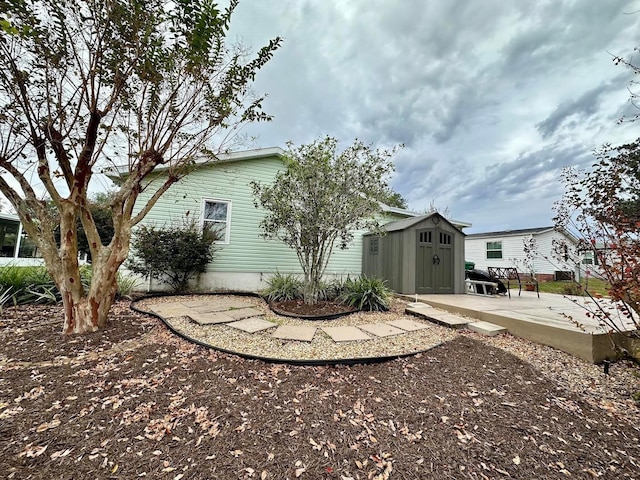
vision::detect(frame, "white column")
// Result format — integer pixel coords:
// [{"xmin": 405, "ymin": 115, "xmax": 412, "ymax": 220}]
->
[{"xmin": 14, "ymin": 221, "xmax": 23, "ymax": 258}]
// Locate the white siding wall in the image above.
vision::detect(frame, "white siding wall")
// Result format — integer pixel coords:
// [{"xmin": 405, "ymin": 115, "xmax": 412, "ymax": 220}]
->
[{"xmin": 465, "ymin": 230, "xmax": 580, "ymax": 277}]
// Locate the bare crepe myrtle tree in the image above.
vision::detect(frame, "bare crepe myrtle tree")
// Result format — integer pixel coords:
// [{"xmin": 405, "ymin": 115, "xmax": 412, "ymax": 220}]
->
[
  {"xmin": 0, "ymin": 0, "xmax": 280, "ymax": 333},
  {"xmin": 251, "ymin": 137, "xmax": 399, "ymax": 305},
  {"xmin": 553, "ymin": 141, "xmax": 640, "ymax": 348}
]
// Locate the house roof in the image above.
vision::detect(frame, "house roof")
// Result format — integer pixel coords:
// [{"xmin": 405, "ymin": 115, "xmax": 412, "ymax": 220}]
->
[
  {"xmin": 371, "ymin": 212, "xmax": 466, "ymax": 235},
  {"xmin": 465, "ymin": 226, "xmax": 555, "ymax": 239},
  {"xmin": 104, "ymin": 146, "xmax": 473, "ymax": 228},
  {"xmin": 105, "ymin": 146, "xmax": 286, "ymax": 179},
  {"xmin": 0, "ymin": 212, "xmax": 19, "ymax": 223}
]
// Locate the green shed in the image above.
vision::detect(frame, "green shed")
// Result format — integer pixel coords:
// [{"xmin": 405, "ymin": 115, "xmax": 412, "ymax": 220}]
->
[{"xmin": 363, "ymin": 212, "xmax": 466, "ymax": 294}]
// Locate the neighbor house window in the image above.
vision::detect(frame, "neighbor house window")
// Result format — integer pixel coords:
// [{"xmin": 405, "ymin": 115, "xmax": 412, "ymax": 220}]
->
[
  {"xmin": 486, "ymin": 241, "xmax": 502, "ymax": 259},
  {"xmin": 202, "ymin": 199, "xmax": 231, "ymax": 244}
]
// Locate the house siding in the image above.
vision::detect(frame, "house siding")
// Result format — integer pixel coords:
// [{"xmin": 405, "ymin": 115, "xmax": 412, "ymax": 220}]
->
[
  {"xmin": 132, "ymin": 154, "xmax": 392, "ymax": 290},
  {"xmin": 465, "ymin": 230, "xmax": 579, "ymax": 279}
]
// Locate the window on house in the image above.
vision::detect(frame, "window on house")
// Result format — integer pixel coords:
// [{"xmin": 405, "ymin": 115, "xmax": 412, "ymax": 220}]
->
[
  {"xmin": 202, "ymin": 199, "xmax": 231, "ymax": 244},
  {"xmin": 486, "ymin": 241, "xmax": 502, "ymax": 259}
]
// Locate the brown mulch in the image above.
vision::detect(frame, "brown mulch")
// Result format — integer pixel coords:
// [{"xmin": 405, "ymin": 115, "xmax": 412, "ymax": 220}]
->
[
  {"xmin": 270, "ymin": 299, "xmax": 357, "ymax": 317},
  {"xmin": 1, "ymin": 301, "xmax": 639, "ymax": 479}
]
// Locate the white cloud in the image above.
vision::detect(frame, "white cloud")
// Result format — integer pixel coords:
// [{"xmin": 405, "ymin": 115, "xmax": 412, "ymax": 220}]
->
[{"xmin": 230, "ymin": 0, "xmax": 640, "ymax": 232}]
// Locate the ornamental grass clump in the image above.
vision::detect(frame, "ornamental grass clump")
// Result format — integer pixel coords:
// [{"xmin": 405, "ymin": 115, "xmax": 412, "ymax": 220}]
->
[
  {"xmin": 339, "ymin": 275, "xmax": 392, "ymax": 312},
  {"xmin": 262, "ymin": 272, "xmax": 303, "ymax": 302}
]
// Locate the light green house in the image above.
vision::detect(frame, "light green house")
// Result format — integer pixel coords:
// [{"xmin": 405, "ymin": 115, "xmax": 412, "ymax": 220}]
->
[{"xmin": 111, "ymin": 147, "xmax": 416, "ymax": 292}]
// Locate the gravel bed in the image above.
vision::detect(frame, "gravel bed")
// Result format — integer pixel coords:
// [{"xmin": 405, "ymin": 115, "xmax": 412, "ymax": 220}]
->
[
  {"xmin": 136, "ymin": 294, "xmax": 457, "ymax": 361},
  {"xmin": 136, "ymin": 294, "xmax": 639, "ymax": 421},
  {"xmin": 461, "ymin": 329, "xmax": 640, "ymax": 424}
]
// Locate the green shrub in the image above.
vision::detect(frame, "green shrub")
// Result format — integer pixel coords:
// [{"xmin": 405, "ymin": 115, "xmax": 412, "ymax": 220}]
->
[
  {"xmin": 128, "ymin": 219, "xmax": 219, "ymax": 293},
  {"xmin": 262, "ymin": 272, "xmax": 303, "ymax": 302},
  {"xmin": 339, "ymin": 275, "xmax": 392, "ymax": 312}
]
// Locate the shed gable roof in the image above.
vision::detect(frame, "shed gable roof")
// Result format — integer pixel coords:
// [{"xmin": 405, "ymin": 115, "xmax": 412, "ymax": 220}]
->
[{"xmin": 374, "ymin": 212, "xmax": 465, "ymax": 235}]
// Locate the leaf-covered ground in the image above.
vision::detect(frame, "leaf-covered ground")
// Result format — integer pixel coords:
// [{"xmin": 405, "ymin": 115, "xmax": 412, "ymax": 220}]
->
[{"xmin": 1, "ymin": 301, "xmax": 639, "ymax": 479}]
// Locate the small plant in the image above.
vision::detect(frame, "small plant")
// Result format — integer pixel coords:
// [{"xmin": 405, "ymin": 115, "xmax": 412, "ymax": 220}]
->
[
  {"xmin": 0, "ymin": 286, "xmax": 14, "ymax": 314},
  {"xmin": 128, "ymin": 219, "xmax": 220, "ymax": 293},
  {"xmin": 0, "ymin": 265, "xmax": 60, "ymax": 305},
  {"xmin": 316, "ymin": 277, "xmax": 348, "ymax": 302},
  {"xmin": 339, "ymin": 275, "xmax": 392, "ymax": 312},
  {"xmin": 116, "ymin": 272, "xmax": 140, "ymax": 299},
  {"xmin": 262, "ymin": 272, "xmax": 303, "ymax": 302}
]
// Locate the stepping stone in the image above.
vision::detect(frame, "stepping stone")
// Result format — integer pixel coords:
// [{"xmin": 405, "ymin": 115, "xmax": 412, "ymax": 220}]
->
[
  {"xmin": 187, "ymin": 311, "xmax": 235, "ymax": 325},
  {"xmin": 150, "ymin": 303, "xmax": 192, "ymax": 318},
  {"xmin": 272, "ymin": 325, "xmax": 316, "ymax": 342},
  {"xmin": 193, "ymin": 298, "xmax": 255, "ymax": 312},
  {"xmin": 406, "ymin": 302, "xmax": 432, "ymax": 309},
  {"xmin": 322, "ymin": 326, "xmax": 371, "ymax": 342},
  {"xmin": 467, "ymin": 321, "xmax": 507, "ymax": 337},
  {"xmin": 227, "ymin": 318, "xmax": 276, "ymax": 333},
  {"xmin": 357, "ymin": 322, "xmax": 405, "ymax": 338},
  {"xmin": 180, "ymin": 300, "xmax": 213, "ymax": 308},
  {"xmin": 407, "ymin": 308, "xmax": 470, "ymax": 329},
  {"xmin": 386, "ymin": 318, "xmax": 430, "ymax": 332},
  {"xmin": 225, "ymin": 307, "xmax": 264, "ymax": 320}
]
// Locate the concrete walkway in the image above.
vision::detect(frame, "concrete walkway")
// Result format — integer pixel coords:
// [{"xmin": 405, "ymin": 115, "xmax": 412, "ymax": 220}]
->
[{"xmin": 409, "ymin": 291, "xmax": 636, "ymax": 362}]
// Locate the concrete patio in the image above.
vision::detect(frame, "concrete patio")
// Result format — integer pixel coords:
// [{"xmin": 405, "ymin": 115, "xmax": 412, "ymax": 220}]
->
[{"xmin": 409, "ymin": 291, "xmax": 637, "ymax": 363}]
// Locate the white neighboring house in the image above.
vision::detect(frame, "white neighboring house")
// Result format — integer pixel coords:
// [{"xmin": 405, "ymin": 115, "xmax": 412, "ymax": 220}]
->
[
  {"xmin": 464, "ymin": 226, "xmax": 582, "ymax": 281},
  {"xmin": 0, "ymin": 212, "xmax": 44, "ymax": 266}
]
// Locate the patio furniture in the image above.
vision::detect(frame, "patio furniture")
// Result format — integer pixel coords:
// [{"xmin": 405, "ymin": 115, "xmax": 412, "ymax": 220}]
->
[{"xmin": 487, "ymin": 267, "xmax": 539, "ymax": 298}]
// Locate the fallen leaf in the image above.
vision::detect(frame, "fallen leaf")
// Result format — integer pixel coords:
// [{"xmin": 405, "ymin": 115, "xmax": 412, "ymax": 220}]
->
[
  {"xmin": 50, "ymin": 448, "xmax": 73, "ymax": 460},
  {"xmin": 513, "ymin": 455, "xmax": 521, "ymax": 465},
  {"xmin": 295, "ymin": 467, "xmax": 306, "ymax": 477},
  {"xmin": 35, "ymin": 418, "xmax": 61, "ymax": 433}
]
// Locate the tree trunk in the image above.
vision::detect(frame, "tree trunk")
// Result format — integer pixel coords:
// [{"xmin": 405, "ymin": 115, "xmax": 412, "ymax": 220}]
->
[
  {"xmin": 61, "ymin": 289, "xmax": 115, "ymax": 334},
  {"xmin": 58, "ymin": 230, "xmax": 128, "ymax": 334},
  {"xmin": 303, "ymin": 270, "xmax": 319, "ymax": 305}
]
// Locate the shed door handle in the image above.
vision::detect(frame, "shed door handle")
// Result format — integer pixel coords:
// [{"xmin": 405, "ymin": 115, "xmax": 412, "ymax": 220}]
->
[{"xmin": 433, "ymin": 254, "xmax": 440, "ymax": 265}]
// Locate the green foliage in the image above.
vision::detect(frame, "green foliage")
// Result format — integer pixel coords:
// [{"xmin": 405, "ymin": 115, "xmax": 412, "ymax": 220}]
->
[
  {"xmin": 252, "ymin": 137, "xmax": 399, "ymax": 304},
  {"xmin": 0, "ymin": 264, "xmax": 98, "ymax": 305},
  {"xmin": 0, "ymin": 286, "xmax": 13, "ymax": 313},
  {"xmin": 316, "ymin": 278, "xmax": 347, "ymax": 302},
  {"xmin": 262, "ymin": 272, "xmax": 303, "ymax": 302},
  {"xmin": 128, "ymin": 220, "xmax": 219, "ymax": 293},
  {"xmin": 0, "ymin": 0, "xmax": 281, "ymax": 331},
  {"xmin": 339, "ymin": 275, "xmax": 392, "ymax": 312},
  {"xmin": 381, "ymin": 189, "xmax": 408, "ymax": 209},
  {"xmin": 0, "ymin": 265, "xmax": 60, "ymax": 305},
  {"xmin": 116, "ymin": 272, "xmax": 140, "ymax": 299}
]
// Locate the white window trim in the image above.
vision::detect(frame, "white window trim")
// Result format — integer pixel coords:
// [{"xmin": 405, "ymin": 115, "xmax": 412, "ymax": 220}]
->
[
  {"xmin": 486, "ymin": 241, "xmax": 503, "ymax": 259},
  {"xmin": 201, "ymin": 198, "xmax": 232, "ymax": 245}
]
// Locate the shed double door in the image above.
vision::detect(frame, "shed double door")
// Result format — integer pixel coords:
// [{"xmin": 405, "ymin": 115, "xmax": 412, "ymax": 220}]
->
[{"xmin": 416, "ymin": 228, "xmax": 454, "ymax": 294}]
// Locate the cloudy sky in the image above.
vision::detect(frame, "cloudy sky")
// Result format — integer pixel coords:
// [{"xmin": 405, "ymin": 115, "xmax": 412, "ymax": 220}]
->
[{"xmin": 227, "ymin": 0, "xmax": 640, "ymax": 233}]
